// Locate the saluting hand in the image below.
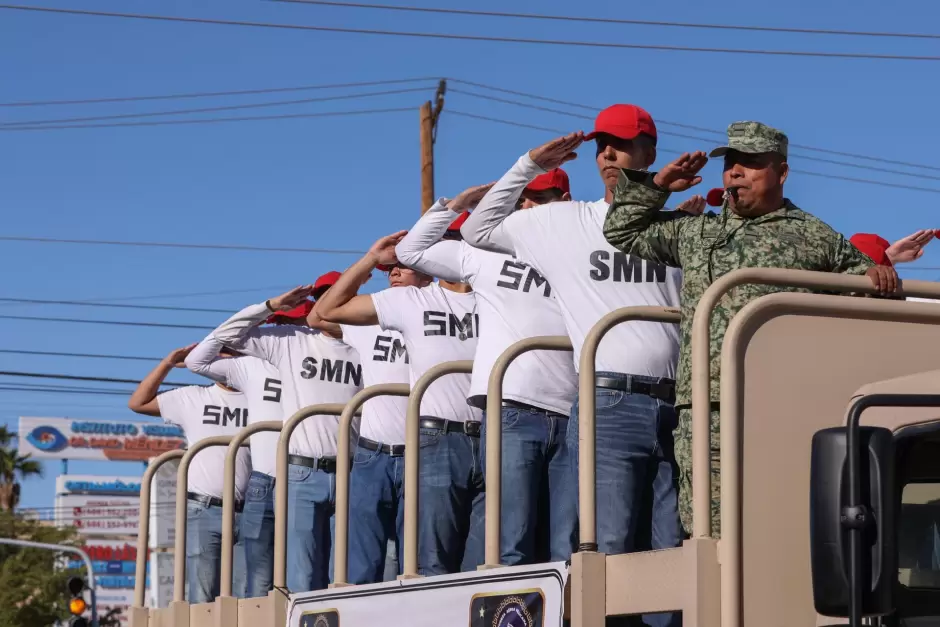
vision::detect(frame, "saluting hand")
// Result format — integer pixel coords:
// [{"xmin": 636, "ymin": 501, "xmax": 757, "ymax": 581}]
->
[
  {"xmin": 529, "ymin": 132, "xmax": 584, "ymax": 171},
  {"xmin": 447, "ymin": 183, "xmax": 496, "ymax": 213},
  {"xmin": 369, "ymin": 230, "xmax": 408, "ymax": 266},
  {"xmin": 165, "ymin": 343, "xmax": 197, "ymax": 368},
  {"xmin": 653, "ymin": 152, "xmax": 709, "ymax": 192},
  {"xmin": 675, "ymin": 195, "xmax": 706, "ymax": 216},
  {"xmin": 269, "ymin": 285, "xmax": 315, "ymax": 311},
  {"xmin": 886, "ymin": 229, "xmax": 936, "ymax": 264}
]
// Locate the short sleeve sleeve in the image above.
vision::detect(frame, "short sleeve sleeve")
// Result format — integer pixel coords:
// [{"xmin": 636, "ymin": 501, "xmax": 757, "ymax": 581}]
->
[
  {"xmin": 371, "ymin": 287, "xmax": 414, "ymax": 333},
  {"xmin": 156, "ymin": 387, "xmax": 192, "ymax": 428}
]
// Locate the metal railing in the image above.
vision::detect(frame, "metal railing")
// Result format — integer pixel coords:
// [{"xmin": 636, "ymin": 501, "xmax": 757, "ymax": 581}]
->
[
  {"xmin": 576, "ymin": 306, "xmax": 681, "ymax": 551},
  {"xmin": 690, "ymin": 269, "xmax": 940, "ymax": 539},
  {"xmin": 333, "ymin": 383, "xmax": 411, "ymax": 586},
  {"xmin": 173, "ymin": 435, "xmax": 244, "ymax": 603},
  {"xmin": 220, "ymin": 420, "xmax": 284, "ymax": 597},
  {"xmin": 133, "ymin": 449, "xmax": 185, "ymax": 608},
  {"xmin": 402, "ymin": 360, "xmax": 474, "ymax": 578},
  {"xmin": 273, "ymin": 403, "xmax": 360, "ymax": 589},
  {"xmin": 482, "ymin": 336, "xmax": 572, "ymax": 569}
]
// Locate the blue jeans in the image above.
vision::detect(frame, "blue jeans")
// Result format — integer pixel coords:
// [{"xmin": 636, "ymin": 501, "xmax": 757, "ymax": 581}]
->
[
  {"xmin": 286, "ymin": 462, "xmax": 336, "ymax": 593},
  {"xmin": 185, "ymin": 499, "xmax": 246, "ymax": 603},
  {"xmin": 347, "ymin": 441, "xmax": 405, "ymax": 584},
  {"xmin": 418, "ymin": 421, "xmax": 486, "ymax": 575},
  {"xmin": 241, "ymin": 471, "xmax": 275, "ymax": 597},
  {"xmin": 480, "ymin": 406, "xmax": 577, "ymax": 565},
  {"xmin": 568, "ymin": 372, "xmax": 682, "ymax": 627}
]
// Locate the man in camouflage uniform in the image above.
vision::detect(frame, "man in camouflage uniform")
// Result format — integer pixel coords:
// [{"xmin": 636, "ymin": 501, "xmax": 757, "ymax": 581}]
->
[{"xmin": 602, "ymin": 121, "xmax": 899, "ymax": 537}]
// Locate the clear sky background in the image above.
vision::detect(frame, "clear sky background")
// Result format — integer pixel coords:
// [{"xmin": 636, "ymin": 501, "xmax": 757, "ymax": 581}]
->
[{"xmin": 2, "ymin": 0, "xmax": 940, "ymax": 512}]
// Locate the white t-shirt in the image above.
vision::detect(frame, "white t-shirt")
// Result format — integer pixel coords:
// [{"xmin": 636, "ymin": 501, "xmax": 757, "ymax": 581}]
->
[
  {"xmin": 156, "ymin": 384, "xmax": 252, "ymax": 501},
  {"xmin": 185, "ymin": 336, "xmax": 285, "ymax": 477},
  {"xmin": 396, "ymin": 200, "xmax": 576, "ymax": 415},
  {"xmin": 461, "ymin": 153, "xmax": 682, "ymax": 378},
  {"xmin": 371, "ymin": 283, "xmax": 481, "ymax": 423},
  {"xmin": 339, "ymin": 324, "xmax": 410, "ymax": 444},
  {"xmin": 215, "ymin": 303, "xmax": 363, "ymax": 459}
]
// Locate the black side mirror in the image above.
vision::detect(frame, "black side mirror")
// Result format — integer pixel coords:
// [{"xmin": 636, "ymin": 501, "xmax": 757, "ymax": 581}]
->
[{"xmin": 810, "ymin": 425, "xmax": 897, "ymax": 618}]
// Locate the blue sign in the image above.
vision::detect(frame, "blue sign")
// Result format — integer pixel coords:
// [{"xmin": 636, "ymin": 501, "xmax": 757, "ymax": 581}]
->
[{"xmin": 63, "ymin": 478, "xmax": 141, "ymax": 495}]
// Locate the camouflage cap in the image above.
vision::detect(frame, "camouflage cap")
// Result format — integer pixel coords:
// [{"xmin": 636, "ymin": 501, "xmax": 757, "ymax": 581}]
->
[{"xmin": 709, "ymin": 121, "xmax": 788, "ymax": 159}]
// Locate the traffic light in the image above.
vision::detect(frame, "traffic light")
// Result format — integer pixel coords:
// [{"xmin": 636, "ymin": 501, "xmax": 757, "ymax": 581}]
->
[{"xmin": 66, "ymin": 576, "xmax": 89, "ymax": 627}]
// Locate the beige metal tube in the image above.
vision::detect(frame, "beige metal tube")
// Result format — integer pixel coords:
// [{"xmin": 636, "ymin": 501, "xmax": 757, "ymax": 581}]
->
[
  {"xmin": 720, "ymin": 290, "xmax": 940, "ymax": 627},
  {"xmin": 402, "ymin": 360, "xmax": 474, "ymax": 578},
  {"xmin": 219, "ymin": 420, "xmax": 284, "ymax": 597},
  {"xmin": 173, "ymin": 435, "xmax": 239, "ymax": 603},
  {"xmin": 133, "ymin": 449, "xmax": 185, "ymax": 608},
  {"xmin": 273, "ymin": 403, "xmax": 358, "ymax": 590},
  {"xmin": 690, "ymin": 269, "xmax": 940, "ymax": 538},
  {"xmin": 577, "ymin": 307, "xmax": 680, "ymax": 550},
  {"xmin": 333, "ymin": 383, "xmax": 411, "ymax": 586},
  {"xmin": 483, "ymin": 336, "xmax": 572, "ymax": 568}
]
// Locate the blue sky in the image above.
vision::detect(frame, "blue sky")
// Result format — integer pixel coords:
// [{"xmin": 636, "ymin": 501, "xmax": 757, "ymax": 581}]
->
[{"xmin": 2, "ymin": 0, "xmax": 940, "ymax": 511}]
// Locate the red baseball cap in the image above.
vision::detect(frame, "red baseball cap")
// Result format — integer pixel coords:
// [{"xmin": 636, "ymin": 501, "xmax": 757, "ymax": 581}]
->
[
  {"xmin": 525, "ymin": 168, "xmax": 570, "ymax": 194},
  {"xmin": 447, "ymin": 212, "xmax": 469, "ymax": 232},
  {"xmin": 266, "ymin": 299, "xmax": 314, "ymax": 323},
  {"xmin": 584, "ymin": 104, "xmax": 657, "ymax": 143},
  {"xmin": 314, "ymin": 271, "xmax": 341, "ymax": 292},
  {"xmin": 850, "ymin": 233, "xmax": 893, "ymax": 267}
]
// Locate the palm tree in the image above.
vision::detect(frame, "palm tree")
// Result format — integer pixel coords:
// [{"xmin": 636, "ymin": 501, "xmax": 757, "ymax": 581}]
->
[{"xmin": 0, "ymin": 425, "xmax": 43, "ymax": 511}]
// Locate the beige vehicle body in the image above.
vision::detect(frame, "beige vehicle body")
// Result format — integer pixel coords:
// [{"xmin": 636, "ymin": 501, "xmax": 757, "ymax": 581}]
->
[{"xmin": 126, "ymin": 269, "xmax": 940, "ymax": 627}]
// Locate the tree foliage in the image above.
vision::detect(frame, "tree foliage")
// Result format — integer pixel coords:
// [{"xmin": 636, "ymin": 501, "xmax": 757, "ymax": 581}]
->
[{"xmin": 0, "ymin": 425, "xmax": 43, "ymax": 512}]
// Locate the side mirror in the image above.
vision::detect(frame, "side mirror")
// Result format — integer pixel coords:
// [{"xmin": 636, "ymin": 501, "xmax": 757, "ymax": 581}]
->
[{"xmin": 809, "ymin": 426, "xmax": 897, "ymax": 618}]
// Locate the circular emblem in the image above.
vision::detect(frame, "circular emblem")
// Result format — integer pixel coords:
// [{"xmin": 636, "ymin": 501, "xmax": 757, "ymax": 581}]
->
[
  {"xmin": 493, "ymin": 596, "xmax": 533, "ymax": 627},
  {"xmin": 313, "ymin": 615, "xmax": 330, "ymax": 627}
]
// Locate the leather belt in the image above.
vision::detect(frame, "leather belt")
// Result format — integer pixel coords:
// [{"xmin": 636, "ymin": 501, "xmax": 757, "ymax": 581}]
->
[
  {"xmin": 595, "ymin": 375, "xmax": 676, "ymax": 404},
  {"xmin": 419, "ymin": 417, "xmax": 481, "ymax": 437},
  {"xmin": 358, "ymin": 436, "xmax": 405, "ymax": 457},
  {"xmin": 187, "ymin": 491, "xmax": 243, "ymax": 512},
  {"xmin": 287, "ymin": 454, "xmax": 338, "ymax": 473},
  {"xmin": 501, "ymin": 398, "xmax": 567, "ymax": 419}
]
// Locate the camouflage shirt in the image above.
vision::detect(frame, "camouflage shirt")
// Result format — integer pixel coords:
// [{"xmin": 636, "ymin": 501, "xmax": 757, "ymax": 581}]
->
[{"xmin": 603, "ymin": 169, "xmax": 875, "ymax": 408}]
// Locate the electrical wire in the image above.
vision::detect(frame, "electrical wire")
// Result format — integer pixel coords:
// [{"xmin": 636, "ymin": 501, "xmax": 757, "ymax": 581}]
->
[
  {"xmin": 0, "ymin": 236, "xmax": 366, "ymax": 255},
  {"xmin": 0, "ymin": 298, "xmax": 233, "ymax": 313},
  {"xmin": 0, "ymin": 76, "xmax": 436, "ymax": 108},
  {"xmin": 446, "ymin": 110, "xmax": 940, "ymax": 195},
  {"xmin": 269, "ymin": 0, "xmax": 940, "ymax": 40},
  {"xmin": 0, "ymin": 370, "xmax": 190, "ymax": 387},
  {"xmin": 0, "ymin": 349, "xmax": 161, "ymax": 361},
  {"xmin": 3, "ymin": 5, "xmax": 940, "ymax": 62},
  {"xmin": 1, "ymin": 86, "xmax": 430, "ymax": 128},
  {"xmin": 0, "ymin": 314, "xmax": 214, "ymax": 330},
  {"xmin": 2, "ymin": 106, "xmax": 413, "ymax": 131}
]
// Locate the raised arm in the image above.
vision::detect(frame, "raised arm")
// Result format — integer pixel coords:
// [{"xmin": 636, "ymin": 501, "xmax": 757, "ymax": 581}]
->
[
  {"xmin": 396, "ymin": 185, "xmax": 493, "ymax": 282},
  {"xmin": 184, "ymin": 334, "xmax": 235, "ymax": 385},
  {"xmin": 316, "ymin": 232, "xmax": 405, "ymax": 326},
  {"xmin": 128, "ymin": 344, "xmax": 195, "ymax": 417},
  {"xmin": 213, "ymin": 286, "xmax": 314, "ymax": 363},
  {"xmin": 462, "ymin": 132, "xmax": 581, "ymax": 254},
  {"xmin": 604, "ymin": 151, "xmax": 709, "ymax": 268}
]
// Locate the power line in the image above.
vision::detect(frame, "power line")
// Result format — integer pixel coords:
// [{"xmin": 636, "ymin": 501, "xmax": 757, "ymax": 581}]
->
[
  {"xmin": 0, "ymin": 370, "xmax": 189, "ymax": 387},
  {"xmin": 2, "ymin": 106, "xmax": 413, "ymax": 131},
  {"xmin": 0, "ymin": 76, "xmax": 436, "ymax": 108},
  {"xmin": 447, "ymin": 109, "xmax": 940, "ymax": 195},
  {"xmin": 0, "ymin": 236, "xmax": 366, "ymax": 255},
  {"xmin": 1, "ymin": 86, "xmax": 430, "ymax": 128},
  {"xmin": 0, "ymin": 349, "xmax": 162, "ymax": 361},
  {"xmin": 4, "ymin": 5, "xmax": 940, "ymax": 62},
  {"xmin": 449, "ymin": 79, "xmax": 940, "ymax": 173},
  {"xmin": 270, "ymin": 0, "xmax": 940, "ymax": 40},
  {"xmin": 449, "ymin": 87, "xmax": 940, "ymax": 181},
  {"xmin": 63, "ymin": 286, "xmax": 294, "ymax": 305},
  {"xmin": 0, "ymin": 298, "xmax": 232, "ymax": 314},
  {"xmin": 0, "ymin": 384, "xmax": 135, "ymax": 396},
  {"xmin": 0, "ymin": 314, "xmax": 214, "ymax": 331}
]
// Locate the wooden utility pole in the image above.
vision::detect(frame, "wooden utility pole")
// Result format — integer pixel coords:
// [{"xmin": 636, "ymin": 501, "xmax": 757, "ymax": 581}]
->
[{"xmin": 420, "ymin": 80, "xmax": 446, "ymax": 214}]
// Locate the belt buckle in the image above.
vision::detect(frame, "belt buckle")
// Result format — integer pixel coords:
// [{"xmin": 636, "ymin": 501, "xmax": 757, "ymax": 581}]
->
[{"xmin": 464, "ymin": 421, "xmax": 481, "ymax": 436}]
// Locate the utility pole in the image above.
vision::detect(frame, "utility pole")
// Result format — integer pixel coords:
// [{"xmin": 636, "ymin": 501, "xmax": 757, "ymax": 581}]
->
[{"xmin": 420, "ymin": 79, "xmax": 446, "ymax": 214}]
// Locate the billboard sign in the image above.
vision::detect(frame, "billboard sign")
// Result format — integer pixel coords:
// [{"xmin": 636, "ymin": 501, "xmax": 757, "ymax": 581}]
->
[
  {"xmin": 18, "ymin": 416, "xmax": 185, "ymax": 461},
  {"xmin": 149, "ymin": 459, "xmax": 178, "ymax": 549},
  {"xmin": 55, "ymin": 493, "xmax": 140, "ymax": 535}
]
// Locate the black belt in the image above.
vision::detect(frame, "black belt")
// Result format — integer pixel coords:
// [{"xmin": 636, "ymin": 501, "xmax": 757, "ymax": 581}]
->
[
  {"xmin": 501, "ymin": 398, "xmax": 567, "ymax": 419},
  {"xmin": 357, "ymin": 436, "xmax": 405, "ymax": 457},
  {"xmin": 419, "ymin": 417, "xmax": 481, "ymax": 437},
  {"xmin": 595, "ymin": 375, "xmax": 676, "ymax": 404},
  {"xmin": 187, "ymin": 492, "xmax": 243, "ymax": 512},
  {"xmin": 287, "ymin": 454, "xmax": 337, "ymax": 473}
]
